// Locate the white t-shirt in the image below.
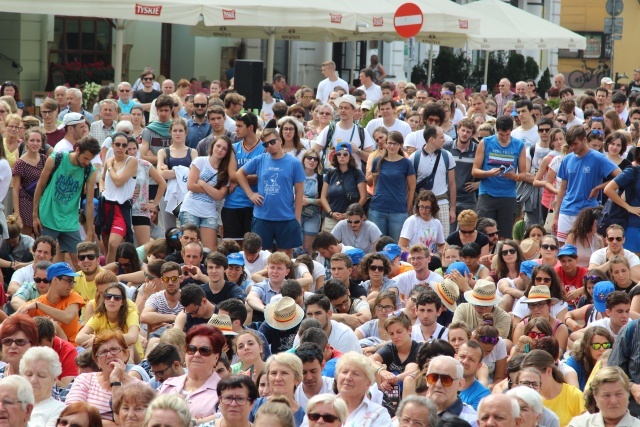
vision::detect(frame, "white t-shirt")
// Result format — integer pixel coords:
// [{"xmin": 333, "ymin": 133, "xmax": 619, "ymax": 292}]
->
[
  {"xmin": 410, "ymin": 323, "xmax": 448, "ymax": 342},
  {"xmin": 511, "ymin": 126, "xmax": 540, "ymax": 149},
  {"xmin": 527, "ymin": 144, "xmax": 552, "ymax": 171},
  {"xmin": 408, "ymin": 149, "xmax": 456, "ymax": 202},
  {"xmin": 554, "ymin": 106, "xmax": 584, "ymax": 120},
  {"xmin": 394, "ymin": 270, "xmax": 444, "ymax": 305},
  {"xmin": 180, "ymin": 156, "xmax": 228, "ymax": 218},
  {"xmin": 294, "ymin": 377, "xmax": 335, "ymax": 409},
  {"xmin": 566, "ymin": 116, "xmax": 585, "ymax": 130},
  {"xmin": 357, "ymin": 84, "xmax": 382, "ymax": 104},
  {"xmin": 365, "ymin": 118, "xmax": 412, "ymax": 139},
  {"xmin": 586, "ymin": 318, "xmax": 621, "ymax": 340},
  {"xmin": 314, "ymin": 123, "xmax": 375, "ymax": 170},
  {"xmin": 261, "ymin": 99, "xmax": 281, "ymax": 122},
  {"xmin": 53, "ymin": 138, "xmax": 74, "ymax": 153},
  {"xmin": 315, "ymin": 245, "xmax": 355, "ymax": 269},
  {"xmin": 241, "ymin": 250, "xmax": 271, "ymax": 275},
  {"xmin": 590, "ymin": 248, "xmax": 640, "ymax": 269},
  {"xmin": 404, "ymin": 129, "xmax": 453, "ymax": 153},
  {"xmin": 482, "ymin": 337, "xmax": 507, "ymax": 383},
  {"xmin": 317, "ymin": 77, "xmax": 349, "ymax": 103},
  {"xmin": 9, "ymin": 264, "xmax": 35, "ymax": 287},
  {"xmin": 452, "ymin": 109, "xmax": 465, "ymax": 125},
  {"xmin": 399, "ymin": 216, "xmax": 445, "ymax": 255},
  {"xmin": 512, "ymin": 298, "xmax": 568, "ymax": 320},
  {"xmin": 224, "ymin": 114, "xmax": 237, "ymax": 133}
]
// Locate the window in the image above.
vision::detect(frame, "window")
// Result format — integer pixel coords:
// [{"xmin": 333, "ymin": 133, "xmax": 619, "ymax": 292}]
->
[
  {"xmin": 51, "ymin": 17, "xmax": 112, "ymax": 65},
  {"xmin": 558, "ymin": 32, "xmax": 610, "ymax": 60}
]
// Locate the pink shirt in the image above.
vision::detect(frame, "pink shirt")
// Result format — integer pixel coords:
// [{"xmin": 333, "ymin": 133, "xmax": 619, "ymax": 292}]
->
[
  {"xmin": 158, "ymin": 372, "xmax": 221, "ymax": 418},
  {"xmin": 65, "ymin": 373, "xmax": 114, "ymax": 421}
]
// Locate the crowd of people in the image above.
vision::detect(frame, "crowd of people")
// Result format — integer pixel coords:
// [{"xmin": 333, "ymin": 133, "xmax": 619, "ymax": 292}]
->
[{"xmin": 0, "ymin": 62, "xmax": 640, "ymax": 427}]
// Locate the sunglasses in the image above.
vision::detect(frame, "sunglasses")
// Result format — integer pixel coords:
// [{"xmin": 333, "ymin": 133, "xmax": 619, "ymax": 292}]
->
[
  {"xmin": 294, "ymin": 115, "xmax": 305, "ymax": 119},
  {"xmin": 104, "ymin": 293, "xmax": 123, "ymax": 301},
  {"xmin": 113, "ymin": 142, "xmax": 128, "ymax": 148},
  {"xmin": 193, "ymin": 103, "xmax": 207, "ymax": 108},
  {"xmin": 538, "ymin": 128, "xmax": 551, "ymax": 133},
  {"xmin": 501, "ymin": 248, "xmax": 517, "ymax": 256},
  {"xmin": 527, "ymin": 301, "xmax": 548, "ymax": 309},
  {"xmin": 527, "ymin": 331, "xmax": 547, "ymax": 339},
  {"xmin": 485, "ymin": 231, "xmax": 499, "ymax": 237},
  {"xmin": 534, "ymin": 277, "xmax": 552, "ymax": 284},
  {"xmin": 590, "ymin": 342, "xmax": 612, "ymax": 350},
  {"xmin": 426, "ymin": 373, "xmax": 456, "ymax": 387},
  {"xmin": 142, "ymin": 77, "xmax": 154, "ymax": 81},
  {"xmin": 541, "ymin": 244, "xmax": 558, "ymax": 251},
  {"xmin": 170, "ymin": 231, "xmax": 183, "ymax": 240},
  {"xmin": 319, "ymin": 112, "xmax": 332, "ymax": 116},
  {"xmin": 591, "ymin": 117, "xmax": 604, "ymax": 122},
  {"xmin": 186, "ymin": 345, "xmax": 214, "ymax": 356},
  {"xmin": 590, "ymin": 130, "xmax": 604, "ymax": 136},
  {"xmin": 459, "ymin": 229, "xmax": 475, "ymax": 234},
  {"xmin": 335, "ymin": 151, "xmax": 350, "ymax": 157},
  {"xmin": 369, "ymin": 265, "xmax": 385, "ymax": 272},
  {"xmin": 262, "ymin": 139, "xmax": 278, "ymax": 148},
  {"xmin": 78, "ymin": 254, "xmax": 97, "ymax": 261},
  {"xmin": 308, "ymin": 413, "xmax": 340, "ymax": 423},
  {"xmin": 119, "ymin": 89, "xmax": 131, "ymax": 93},
  {"xmin": 557, "ymin": 119, "xmax": 568, "ymax": 125},
  {"xmin": 607, "ymin": 236, "xmax": 623, "ymax": 242},
  {"xmin": 477, "ymin": 336, "xmax": 499, "ymax": 345},
  {"xmin": 305, "ymin": 157, "xmax": 319, "ymax": 162},
  {"xmin": 33, "ymin": 278, "xmax": 50, "ymax": 284},
  {"xmin": 1, "ymin": 338, "xmax": 30, "ymax": 346},
  {"xmin": 347, "ymin": 220, "xmax": 361, "ymax": 224},
  {"xmin": 162, "ymin": 276, "xmax": 181, "ymax": 283}
]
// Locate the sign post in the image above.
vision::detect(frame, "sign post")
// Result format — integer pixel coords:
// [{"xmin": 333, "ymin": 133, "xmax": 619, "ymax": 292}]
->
[{"xmin": 394, "ymin": 3, "xmax": 424, "ymax": 39}]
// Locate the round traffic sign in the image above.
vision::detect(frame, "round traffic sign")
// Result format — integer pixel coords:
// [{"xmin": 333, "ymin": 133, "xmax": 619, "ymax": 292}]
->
[{"xmin": 394, "ymin": 3, "xmax": 424, "ymax": 38}]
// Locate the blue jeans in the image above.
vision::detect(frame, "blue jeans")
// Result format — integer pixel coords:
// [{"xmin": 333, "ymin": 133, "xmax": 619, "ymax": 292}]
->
[{"xmin": 367, "ymin": 209, "xmax": 407, "ymax": 242}]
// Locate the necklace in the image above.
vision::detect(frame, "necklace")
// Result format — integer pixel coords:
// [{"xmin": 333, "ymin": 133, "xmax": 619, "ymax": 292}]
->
[{"xmin": 243, "ymin": 138, "xmax": 259, "ymax": 152}]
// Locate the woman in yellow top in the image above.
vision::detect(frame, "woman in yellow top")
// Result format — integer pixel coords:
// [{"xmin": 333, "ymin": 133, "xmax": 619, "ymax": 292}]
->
[
  {"xmin": 76, "ymin": 282, "xmax": 144, "ymax": 362},
  {"xmin": 522, "ymin": 349, "xmax": 585, "ymax": 427}
]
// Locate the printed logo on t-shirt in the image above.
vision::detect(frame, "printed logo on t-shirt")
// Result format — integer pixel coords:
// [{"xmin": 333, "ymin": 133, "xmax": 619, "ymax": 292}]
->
[
  {"xmin": 488, "ymin": 150, "xmax": 515, "ymax": 168},
  {"xmin": 54, "ymin": 174, "xmax": 81, "ymax": 204},
  {"xmin": 264, "ymin": 173, "xmax": 281, "ymax": 195}
]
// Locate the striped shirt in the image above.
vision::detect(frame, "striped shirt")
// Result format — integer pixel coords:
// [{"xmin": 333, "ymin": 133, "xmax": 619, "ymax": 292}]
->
[{"xmin": 145, "ymin": 291, "xmax": 184, "ymax": 314}]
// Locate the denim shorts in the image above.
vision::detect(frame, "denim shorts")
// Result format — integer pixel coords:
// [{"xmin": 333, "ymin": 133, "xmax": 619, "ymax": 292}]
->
[
  {"xmin": 179, "ymin": 210, "xmax": 219, "ymax": 230},
  {"xmin": 301, "ymin": 213, "xmax": 321, "ymax": 236}
]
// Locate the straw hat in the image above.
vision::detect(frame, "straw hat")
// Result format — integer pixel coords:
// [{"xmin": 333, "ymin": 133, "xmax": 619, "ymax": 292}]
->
[
  {"xmin": 520, "ymin": 285, "xmax": 559, "ymax": 305},
  {"xmin": 208, "ymin": 314, "xmax": 238, "ymax": 336},
  {"xmin": 463, "ymin": 280, "xmax": 502, "ymax": 306},
  {"xmin": 264, "ymin": 297, "xmax": 304, "ymax": 331},
  {"xmin": 434, "ymin": 279, "xmax": 460, "ymax": 312},
  {"xmin": 520, "ymin": 238, "xmax": 540, "ymax": 260}
]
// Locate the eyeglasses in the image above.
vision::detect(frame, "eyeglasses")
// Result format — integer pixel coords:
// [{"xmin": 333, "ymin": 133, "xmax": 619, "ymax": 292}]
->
[
  {"xmin": 527, "ymin": 301, "xmax": 548, "ymax": 309},
  {"xmin": 501, "ymin": 248, "xmax": 517, "ymax": 256},
  {"xmin": 96, "ymin": 347, "xmax": 124, "ymax": 358},
  {"xmin": 557, "ymin": 119, "xmax": 568, "ymax": 125},
  {"xmin": 418, "ymin": 205, "xmax": 432, "ymax": 211},
  {"xmin": 386, "ymin": 141, "xmax": 401, "ymax": 146},
  {"xmin": 347, "ymin": 219, "xmax": 361, "ymax": 224},
  {"xmin": 607, "ymin": 236, "xmax": 624, "ymax": 242},
  {"xmin": 220, "ymin": 395, "xmax": 251, "ymax": 406},
  {"xmin": 375, "ymin": 304, "xmax": 394, "ymax": 311},
  {"xmin": 282, "ymin": 127, "xmax": 296, "ymax": 132},
  {"xmin": 186, "ymin": 345, "xmax": 214, "ymax": 356},
  {"xmin": 119, "ymin": 89, "xmax": 131, "ymax": 93},
  {"xmin": 41, "ymin": 110, "xmax": 55, "ymax": 115},
  {"xmin": 114, "ymin": 142, "xmax": 128, "ymax": 148},
  {"xmin": 591, "ymin": 342, "xmax": 612, "ymax": 350},
  {"xmin": 518, "ymin": 381, "xmax": 541, "ymax": 390},
  {"xmin": 308, "ymin": 413, "xmax": 340, "ymax": 423},
  {"xmin": 319, "ymin": 112, "xmax": 332, "ymax": 116},
  {"xmin": 151, "ymin": 366, "xmax": 171, "ymax": 377},
  {"xmin": 33, "ymin": 278, "xmax": 50, "ymax": 284},
  {"xmin": 459, "ymin": 229, "xmax": 475, "ymax": 234},
  {"xmin": 541, "ymin": 244, "xmax": 557, "ymax": 251},
  {"xmin": 305, "ymin": 157, "xmax": 319, "ymax": 162},
  {"xmin": 162, "ymin": 276, "xmax": 181, "ymax": 283},
  {"xmin": 333, "ymin": 298, "xmax": 351, "ymax": 308},
  {"xmin": 184, "ymin": 304, "xmax": 200, "ymax": 316},
  {"xmin": 485, "ymin": 231, "xmax": 499, "ymax": 237},
  {"xmin": 78, "ymin": 254, "xmax": 97, "ymax": 261},
  {"xmin": 6, "ymin": 125, "xmax": 20, "ymax": 130},
  {"xmin": 538, "ymin": 128, "xmax": 551, "ymax": 133},
  {"xmin": 369, "ymin": 265, "xmax": 385, "ymax": 272},
  {"xmin": 193, "ymin": 103, "xmax": 207, "ymax": 108},
  {"xmin": 104, "ymin": 293, "xmax": 123, "ymax": 301},
  {"xmin": 534, "ymin": 277, "xmax": 552, "ymax": 284},
  {"xmin": 0, "ymin": 338, "xmax": 30, "ymax": 347},
  {"xmin": 477, "ymin": 336, "xmax": 499, "ymax": 345},
  {"xmin": 426, "ymin": 373, "xmax": 457, "ymax": 387},
  {"xmin": 262, "ymin": 139, "xmax": 278, "ymax": 148},
  {"xmin": 583, "ymin": 275, "xmax": 603, "ymax": 284},
  {"xmin": 399, "ymin": 417, "xmax": 427, "ymax": 427},
  {"xmin": 527, "ymin": 331, "xmax": 547, "ymax": 339}
]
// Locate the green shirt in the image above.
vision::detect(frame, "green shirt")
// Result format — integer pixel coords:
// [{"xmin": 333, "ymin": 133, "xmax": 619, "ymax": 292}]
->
[{"xmin": 39, "ymin": 152, "xmax": 94, "ymax": 232}]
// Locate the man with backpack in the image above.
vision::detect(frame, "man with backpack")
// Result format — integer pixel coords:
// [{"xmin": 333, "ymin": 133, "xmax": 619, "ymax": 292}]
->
[
  {"xmin": 32, "ymin": 136, "xmax": 101, "ymax": 269},
  {"xmin": 409, "ymin": 126, "xmax": 457, "ymax": 236},
  {"xmin": 312, "ymin": 94, "xmax": 374, "ymax": 172}
]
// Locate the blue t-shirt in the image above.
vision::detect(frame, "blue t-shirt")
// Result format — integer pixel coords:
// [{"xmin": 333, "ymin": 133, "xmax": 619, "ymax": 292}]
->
[
  {"xmin": 224, "ymin": 141, "xmax": 266, "ymax": 209},
  {"xmin": 558, "ymin": 149, "xmax": 617, "ymax": 216},
  {"xmin": 370, "ymin": 157, "xmax": 415, "ymax": 213},
  {"xmin": 459, "ymin": 379, "xmax": 491, "ymax": 410},
  {"xmin": 478, "ymin": 135, "xmax": 524, "ymax": 198},
  {"xmin": 242, "ymin": 153, "xmax": 306, "ymax": 221},
  {"xmin": 118, "ymin": 99, "xmax": 139, "ymax": 114},
  {"xmin": 614, "ymin": 165, "xmax": 640, "ymax": 228},
  {"xmin": 565, "ymin": 355, "xmax": 588, "ymax": 391}
]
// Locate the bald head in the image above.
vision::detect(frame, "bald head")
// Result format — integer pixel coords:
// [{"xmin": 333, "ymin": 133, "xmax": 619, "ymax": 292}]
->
[
  {"xmin": 162, "ymin": 79, "xmax": 175, "ymax": 95},
  {"xmin": 515, "ymin": 81, "xmax": 526, "ymax": 96}
]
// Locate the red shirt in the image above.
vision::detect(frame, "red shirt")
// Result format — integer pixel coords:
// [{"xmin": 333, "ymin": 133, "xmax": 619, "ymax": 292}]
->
[
  {"xmin": 52, "ymin": 336, "xmax": 79, "ymax": 379},
  {"xmin": 555, "ymin": 265, "xmax": 588, "ymax": 304}
]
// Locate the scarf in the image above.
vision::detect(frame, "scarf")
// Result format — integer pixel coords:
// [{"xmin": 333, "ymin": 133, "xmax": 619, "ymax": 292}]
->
[{"xmin": 146, "ymin": 119, "xmax": 172, "ymax": 137}]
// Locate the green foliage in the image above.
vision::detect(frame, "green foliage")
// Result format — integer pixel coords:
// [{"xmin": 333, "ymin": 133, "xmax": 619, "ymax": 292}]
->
[
  {"xmin": 471, "ymin": 52, "xmax": 507, "ymax": 91},
  {"xmin": 537, "ymin": 68, "xmax": 552, "ymax": 98},
  {"xmin": 52, "ymin": 61, "xmax": 114, "ymax": 87},
  {"xmin": 505, "ymin": 53, "xmax": 526, "ymax": 83},
  {"xmin": 432, "ymin": 48, "xmax": 471, "ymax": 86},
  {"xmin": 524, "ymin": 57, "xmax": 540, "ymax": 80},
  {"xmin": 411, "ymin": 60, "xmax": 430, "ymax": 86}
]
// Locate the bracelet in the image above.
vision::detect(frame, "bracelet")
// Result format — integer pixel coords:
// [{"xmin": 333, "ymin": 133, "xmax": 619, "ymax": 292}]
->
[
  {"xmin": 376, "ymin": 366, "xmax": 385, "ymax": 374},
  {"xmin": 329, "ymin": 211, "xmax": 333, "ymax": 217}
]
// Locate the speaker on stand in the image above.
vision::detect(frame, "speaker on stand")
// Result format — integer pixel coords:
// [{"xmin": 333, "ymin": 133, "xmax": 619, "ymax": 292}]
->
[{"xmin": 234, "ymin": 59, "xmax": 264, "ymax": 111}]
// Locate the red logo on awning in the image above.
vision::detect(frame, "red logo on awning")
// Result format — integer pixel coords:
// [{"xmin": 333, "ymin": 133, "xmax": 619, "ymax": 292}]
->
[
  {"xmin": 373, "ymin": 17, "xmax": 384, "ymax": 26},
  {"xmin": 222, "ymin": 9, "xmax": 236, "ymax": 20},
  {"xmin": 330, "ymin": 14, "xmax": 343, "ymax": 24},
  {"xmin": 135, "ymin": 3, "xmax": 162, "ymax": 16},
  {"xmin": 459, "ymin": 19, "xmax": 469, "ymax": 29}
]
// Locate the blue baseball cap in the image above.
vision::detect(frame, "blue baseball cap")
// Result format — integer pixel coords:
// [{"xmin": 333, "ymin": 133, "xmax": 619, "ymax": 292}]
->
[
  {"xmin": 558, "ymin": 244, "xmax": 578, "ymax": 258},
  {"xmin": 519, "ymin": 260, "xmax": 538, "ymax": 279},
  {"xmin": 344, "ymin": 248, "xmax": 366, "ymax": 266},
  {"xmin": 335, "ymin": 141, "xmax": 352, "ymax": 154},
  {"xmin": 227, "ymin": 252, "xmax": 245, "ymax": 266},
  {"xmin": 379, "ymin": 244, "xmax": 402, "ymax": 262},
  {"xmin": 446, "ymin": 261, "xmax": 471, "ymax": 277},
  {"xmin": 593, "ymin": 281, "xmax": 615, "ymax": 313},
  {"xmin": 46, "ymin": 262, "xmax": 81, "ymax": 282},
  {"xmin": 511, "ymin": 109, "xmax": 518, "ymax": 117}
]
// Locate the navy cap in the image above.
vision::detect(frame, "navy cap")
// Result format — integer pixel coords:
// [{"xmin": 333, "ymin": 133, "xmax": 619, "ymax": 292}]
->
[{"xmin": 46, "ymin": 262, "xmax": 81, "ymax": 282}]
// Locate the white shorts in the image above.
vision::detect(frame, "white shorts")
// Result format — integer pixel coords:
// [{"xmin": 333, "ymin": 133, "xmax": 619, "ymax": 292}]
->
[{"xmin": 557, "ymin": 213, "xmax": 578, "ymax": 242}]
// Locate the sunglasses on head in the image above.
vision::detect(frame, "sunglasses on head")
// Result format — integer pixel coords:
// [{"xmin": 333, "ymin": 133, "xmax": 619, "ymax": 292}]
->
[
  {"xmin": 33, "ymin": 278, "xmax": 50, "ymax": 284},
  {"xmin": 583, "ymin": 275, "xmax": 603, "ymax": 284},
  {"xmin": 591, "ymin": 342, "xmax": 612, "ymax": 350},
  {"xmin": 104, "ymin": 293, "xmax": 123, "ymax": 301},
  {"xmin": 186, "ymin": 345, "xmax": 213, "ymax": 356},
  {"xmin": 477, "ymin": 335, "xmax": 499, "ymax": 345},
  {"xmin": 527, "ymin": 331, "xmax": 547, "ymax": 339},
  {"xmin": 426, "ymin": 373, "xmax": 456, "ymax": 387},
  {"xmin": 501, "ymin": 248, "xmax": 517, "ymax": 256},
  {"xmin": 308, "ymin": 413, "xmax": 340, "ymax": 423}
]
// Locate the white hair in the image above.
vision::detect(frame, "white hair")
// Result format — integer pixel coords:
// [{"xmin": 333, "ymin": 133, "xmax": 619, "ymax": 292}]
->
[
  {"xmin": 306, "ymin": 394, "xmax": 348, "ymax": 423},
  {"xmin": 67, "ymin": 88, "xmax": 82, "ymax": 99},
  {"xmin": 506, "ymin": 386, "xmax": 543, "ymax": 417},
  {"xmin": 478, "ymin": 394, "xmax": 520, "ymax": 420},
  {"xmin": 0, "ymin": 376, "xmax": 34, "ymax": 410},
  {"xmin": 427, "ymin": 355, "xmax": 464, "ymax": 380},
  {"xmin": 118, "ymin": 82, "xmax": 132, "ymax": 89},
  {"xmin": 116, "ymin": 120, "xmax": 134, "ymax": 133},
  {"xmin": 20, "ymin": 346, "xmax": 63, "ymax": 379},
  {"xmin": 397, "ymin": 396, "xmax": 438, "ymax": 427},
  {"xmin": 54, "ymin": 86, "xmax": 68, "ymax": 94}
]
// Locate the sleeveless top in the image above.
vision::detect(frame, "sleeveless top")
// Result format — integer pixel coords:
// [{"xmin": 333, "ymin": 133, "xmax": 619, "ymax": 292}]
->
[
  {"xmin": 103, "ymin": 156, "xmax": 136, "ymax": 204},
  {"xmin": 165, "ymin": 147, "xmax": 193, "ymax": 169}
]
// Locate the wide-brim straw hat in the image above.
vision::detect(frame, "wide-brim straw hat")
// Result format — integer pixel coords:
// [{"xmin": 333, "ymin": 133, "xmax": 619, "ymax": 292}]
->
[
  {"xmin": 208, "ymin": 313, "xmax": 238, "ymax": 336},
  {"xmin": 264, "ymin": 297, "xmax": 305, "ymax": 331},
  {"xmin": 434, "ymin": 279, "xmax": 460, "ymax": 312},
  {"xmin": 520, "ymin": 285, "xmax": 559, "ymax": 305},
  {"xmin": 463, "ymin": 280, "xmax": 502, "ymax": 306}
]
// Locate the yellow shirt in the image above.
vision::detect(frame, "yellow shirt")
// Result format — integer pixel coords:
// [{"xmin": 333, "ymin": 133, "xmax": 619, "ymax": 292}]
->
[
  {"xmin": 85, "ymin": 299, "xmax": 143, "ymax": 358},
  {"xmin": 74, "ymin": 268, "xmax": 101, "ymax": 304},
  {"xmin": 543, "ymin": 382, "xmax": 586, "ymax": 427}
]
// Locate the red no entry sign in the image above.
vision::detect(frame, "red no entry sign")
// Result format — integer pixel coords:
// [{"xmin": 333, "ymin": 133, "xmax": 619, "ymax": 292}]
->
[{"xmin": 394, "ymin": 2, "xmax": 424, "ymax": 38}]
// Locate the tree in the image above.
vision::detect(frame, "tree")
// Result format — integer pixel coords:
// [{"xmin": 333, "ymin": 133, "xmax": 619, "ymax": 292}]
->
[
  {"xmin": 524, "ymin": 56, "xmax": 540, "ymax": 81},
  {"xmin": 470, "ymin": 51, "xmax": 507, "ymax": 92},
  {"xmin": 505, "ymin": 52, "xmax": 526, "ymax": 83},
  {"xmin": 432, "ymin": 48, "xmax": 471, "ymax": 86},
  {"xmin": 537, "ymin": 68, "xmax": 552, "ymax": 99}
]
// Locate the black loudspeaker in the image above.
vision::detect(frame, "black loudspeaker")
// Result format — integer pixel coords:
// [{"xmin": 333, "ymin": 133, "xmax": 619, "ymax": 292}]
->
[{"xmin": 234, "ymin": 60, "xmax": 264, "ymax": 111}]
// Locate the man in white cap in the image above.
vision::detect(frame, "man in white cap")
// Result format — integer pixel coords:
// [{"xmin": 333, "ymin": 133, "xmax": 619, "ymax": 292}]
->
[
  {"xmin": 313, "ymin": 94, "xmax": 374, "ymax": 171},
  {"xmin": 53, "ymin": 113, "xmax": 87, "ymax": 153},
  {"xmin": 601, "ymin": 76, "xmax": 614, "ymax": 93},
  {"xmin": 452, "ymin": 280, "xmax": 511, "ymax": 338}
]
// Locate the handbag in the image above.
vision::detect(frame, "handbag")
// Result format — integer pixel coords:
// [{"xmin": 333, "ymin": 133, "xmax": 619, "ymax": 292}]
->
[{"xmin": 302, "ymin": 205, "xmax": 318, "ymax": 217}]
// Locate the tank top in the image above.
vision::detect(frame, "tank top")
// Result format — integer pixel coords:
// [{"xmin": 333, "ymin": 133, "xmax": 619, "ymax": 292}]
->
[
  {"xmin": 103, "ymin": 156, "xmax": 136, "ymax": 204},
  {"xmin": 164, "ymin": 147, "xmax": 193, "ymax": 169}
]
